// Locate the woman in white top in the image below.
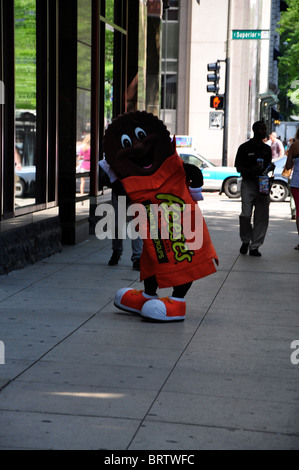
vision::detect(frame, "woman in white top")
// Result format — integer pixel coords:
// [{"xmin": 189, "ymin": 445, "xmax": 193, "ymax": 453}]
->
[{"xmin": 286, "ymin": 127, "xmax": 299, "ymax": 249}]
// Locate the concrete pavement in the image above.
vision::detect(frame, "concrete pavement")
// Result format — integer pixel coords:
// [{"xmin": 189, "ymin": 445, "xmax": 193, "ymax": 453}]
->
[{"xmin": 0, "ymin": 193, "xmax": 299, "ymax": 450}]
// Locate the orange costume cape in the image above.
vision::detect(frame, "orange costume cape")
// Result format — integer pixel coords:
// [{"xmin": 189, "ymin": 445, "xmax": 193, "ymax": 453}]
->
[{"xmin": 121, "ymin": 153, "xmax": 218, "ymax": 288}]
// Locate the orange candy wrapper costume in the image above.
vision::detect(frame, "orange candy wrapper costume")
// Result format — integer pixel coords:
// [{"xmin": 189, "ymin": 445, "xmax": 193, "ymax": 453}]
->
[{"xmin": 121, "ymin": 153, "xmax": 218, "ymax": 288}]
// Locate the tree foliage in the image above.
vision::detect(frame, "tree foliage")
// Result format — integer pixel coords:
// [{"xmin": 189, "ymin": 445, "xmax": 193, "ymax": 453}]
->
[{"xmin": 277, "ymin": 0, "xmax": 299, "ymax": 119}]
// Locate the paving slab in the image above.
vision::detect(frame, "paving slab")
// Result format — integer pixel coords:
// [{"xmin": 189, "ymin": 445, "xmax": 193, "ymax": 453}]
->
[
  {"xmin": 0, "ymin": 380, "xmax": 158, "ymax": 421},
  {"xmin": 0, "ymin": 194, "xmax": 298, "ymax": 450},
  {"xmin": 129, "ymin": 420, "xmax": 299, "ymax": 451},
  {"xmin": 0, "ymin": 411, "xmax": 138, "ymax": 450},
  {"xmin": 146, "ymin": 390, "xmax": 299, "ymax": 435}
]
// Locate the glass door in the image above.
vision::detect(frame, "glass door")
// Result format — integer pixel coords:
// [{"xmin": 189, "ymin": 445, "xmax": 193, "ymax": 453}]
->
[{"xmin": 14, "ymin": 0, "xmax": 37, "ymax": 208}]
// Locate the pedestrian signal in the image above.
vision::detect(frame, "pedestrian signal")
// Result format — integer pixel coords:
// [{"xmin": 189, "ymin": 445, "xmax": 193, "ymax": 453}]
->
[{"xmin": 210, "ymin": 95, "xmax": 224, "ymax": 110}]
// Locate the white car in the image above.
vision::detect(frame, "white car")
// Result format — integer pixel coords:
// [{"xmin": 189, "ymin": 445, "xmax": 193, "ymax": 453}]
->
[{"xmin": 177, "ymin": 149, "xmax": 241, "ymax": 198}]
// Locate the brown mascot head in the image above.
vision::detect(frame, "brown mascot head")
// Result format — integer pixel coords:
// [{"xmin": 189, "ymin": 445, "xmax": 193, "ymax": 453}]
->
[{"xmin": 103, "ymin": 111, "xmax": 176, "ymax": 179}]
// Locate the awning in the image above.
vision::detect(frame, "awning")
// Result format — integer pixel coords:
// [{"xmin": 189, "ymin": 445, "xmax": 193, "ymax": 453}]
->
[{"xmin": 259, "ymin": 91, "xmax": 279, "ymax": 106}]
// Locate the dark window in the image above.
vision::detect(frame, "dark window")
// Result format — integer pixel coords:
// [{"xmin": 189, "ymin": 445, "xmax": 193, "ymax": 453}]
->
[{"xmin": 161, "ymin": 74, "xmax": 177, "ymax": 110}]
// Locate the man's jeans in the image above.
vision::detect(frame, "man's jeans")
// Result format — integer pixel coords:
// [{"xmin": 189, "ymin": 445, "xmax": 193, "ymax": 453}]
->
[
  {"xmin": 239, "ymin": 179, "xmax": 270, "ymax": 250},
  {"xmin": 112, "ymin": 191, "xmax": 143, "ymax": 262}
]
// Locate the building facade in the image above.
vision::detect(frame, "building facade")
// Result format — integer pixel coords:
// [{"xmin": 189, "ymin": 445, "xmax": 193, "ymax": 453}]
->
[
  {"xmin": 0, "ymin": 0, "xmax": 166, "ymax": 274},
  {"xmin": 0, "ymin": 0, "xmax": 281, "ymax": 274},
  {"xmin": 161, "ymin": 0, "xmax": 281, "ymax": 166}
]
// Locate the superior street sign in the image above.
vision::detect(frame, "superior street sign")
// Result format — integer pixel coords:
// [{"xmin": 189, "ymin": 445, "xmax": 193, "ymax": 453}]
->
[{"xmin": 232, "ymin": 30, "xmax": 270, "ymax": 40}]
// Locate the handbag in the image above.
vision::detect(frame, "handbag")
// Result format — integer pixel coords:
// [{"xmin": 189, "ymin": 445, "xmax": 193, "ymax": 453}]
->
[{"xmin": 282, "ymin": 167, "xmax": 292, "ymax": 178}]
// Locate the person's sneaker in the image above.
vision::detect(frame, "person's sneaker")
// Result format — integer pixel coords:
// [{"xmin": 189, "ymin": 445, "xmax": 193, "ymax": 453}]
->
[
  {"xmin": 141, "ymin": 297, "xmax": 186, "ymax": 322},
  {"xmin": 132, "ymin": 259, "xmax": 140, "ymax": 271},
  {"xmin": 114, "ymin": 288, "xmax": 157, "ymax": 314},
  {"xmin": 240, "ymin": 243, "xmax": 249, "ymax": 255},
  {"xmin": 108, "ymin": 251, "xmax": 121, "ymax": 266},
  {"xmin": 249, "ymin": 249, "xmax": 262, "ymax": 257}
]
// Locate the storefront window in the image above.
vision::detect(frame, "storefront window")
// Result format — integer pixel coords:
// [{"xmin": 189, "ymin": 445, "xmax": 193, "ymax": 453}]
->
[
  {"xmin": 106, "ymin": 0, "xmax": 115, "ymax": 24},
  {"xmin": 78, "ymin": 0, "xmax": 92, "ymax": 45},
  {"xmin": 14, "ymin": 0, "xmax": 37, "ymax": 208},
  {"xmin": 77, "ymin": 0, "xmax": 92, "ymax": 207},
  {"xmin": 103, "ymin": 0, "xmax": 128, "ymax": 125},
  {"xmin": 105, "ymin": 24, "xmax": 114, "ymax": 127}
]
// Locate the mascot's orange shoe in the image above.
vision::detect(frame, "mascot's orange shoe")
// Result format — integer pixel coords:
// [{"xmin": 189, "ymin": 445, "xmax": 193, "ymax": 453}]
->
[
  {"xmin": 141, "ymin": 297, "xmax": 186, "ymax": 322},
  {"xmin": 114, "ymin": 288, "xmax": 158, "ymax": 314}
]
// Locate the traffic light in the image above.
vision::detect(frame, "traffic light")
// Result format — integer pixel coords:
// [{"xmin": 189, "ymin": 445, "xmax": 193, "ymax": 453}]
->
[
  {"xmin": 210, "ymin": 95, "xmax": 224, "ymax": 110},
  {"xmin": 207, "ymin": 62, "xmax": 220, "ymax": 93}
]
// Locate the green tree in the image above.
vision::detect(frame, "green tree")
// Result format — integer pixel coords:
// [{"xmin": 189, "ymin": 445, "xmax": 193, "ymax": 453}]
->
[{"xmin": 277, "ymin": 0, "xmax": 299, "ymax": 120}]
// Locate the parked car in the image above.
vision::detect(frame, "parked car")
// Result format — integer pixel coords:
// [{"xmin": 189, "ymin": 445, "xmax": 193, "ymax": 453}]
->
[
  {"xmin": 15, "ymin": 166, "xmax": 36, "ymax": 198},
  {"xmin": 270, "ymin": 156, "xmax": 289, "ymax": 202},
  {"xmin": 177, "ymin": 149, "xmax": 241, "ymax": 198},
  {"xmin": 178, "ymin": 150, "xmax": 290, "ymax": 202}
]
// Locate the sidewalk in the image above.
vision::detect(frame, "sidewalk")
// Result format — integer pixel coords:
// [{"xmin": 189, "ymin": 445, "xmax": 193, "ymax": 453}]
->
[{"xmin": 0, "ymin": 194, "xmax": 298, "ymax": 450}]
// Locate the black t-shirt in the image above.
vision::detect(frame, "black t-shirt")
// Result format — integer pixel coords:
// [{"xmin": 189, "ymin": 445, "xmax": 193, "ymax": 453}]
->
[{"xmin": 235, "ymin": 139, "xmax": 272, "ymax": 181}]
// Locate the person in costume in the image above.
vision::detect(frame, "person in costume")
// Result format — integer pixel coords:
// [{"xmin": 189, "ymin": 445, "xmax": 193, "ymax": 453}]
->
[{"xmin": 100, "ymin": 111, "xmax": 218, "ymax": 322}]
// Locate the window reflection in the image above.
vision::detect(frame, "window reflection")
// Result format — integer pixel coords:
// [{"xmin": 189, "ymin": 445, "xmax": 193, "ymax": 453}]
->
[
  {"xmin": 14, "ymin": 0, "xmax": 37, "ymax": 207},
  {"xmin": 78, "ymin": 0, "xmax": 92, "ymax": 44},
  {"xmin": 77, "ymin": 133, "xmax": 91, "ymax": 199},
  {"xmin": 77, "ymin": 0, "xmax": 91, "ymax": 205},
  {"xmin": 161, "ymin": 74, "xmax": 177, "ymax": 110},
  {"xmin": 106, "ymin": 0, "xmax": 115, "ymax": 23},
  {"xmin": 105, "ymin": 25, "xmax": 114, "ymax": 127},
  {"xmin": 161, "ymin": 1, "xmax": 179, "ymax": 135},
  {"xmin": 77, "ymin": 42, "xmax": 92, "ymax": 90}
]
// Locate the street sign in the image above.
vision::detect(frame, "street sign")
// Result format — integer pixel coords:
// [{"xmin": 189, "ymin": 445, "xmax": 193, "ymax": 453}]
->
[
  {"xmin": 209, "ymin": 112, "xmax": 224, "ymax": 130},
  {"xmin": 232, "ymin": 30, "xmax": 270, "ymax": 40}
]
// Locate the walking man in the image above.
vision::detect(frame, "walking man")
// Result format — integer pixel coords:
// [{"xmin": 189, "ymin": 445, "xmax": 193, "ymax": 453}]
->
[
  {"xmin": 267, "ymin": 132, "xmax": 284, "ymax": 160},
  {"xmin": 235, "ymin": 121, "xmax": 274, "ymax": 257}
]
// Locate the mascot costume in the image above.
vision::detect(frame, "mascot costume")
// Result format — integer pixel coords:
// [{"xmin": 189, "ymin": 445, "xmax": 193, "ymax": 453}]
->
[{"xmin": 100, "ymin": 111, "xmax": 218, "ymax": 322}]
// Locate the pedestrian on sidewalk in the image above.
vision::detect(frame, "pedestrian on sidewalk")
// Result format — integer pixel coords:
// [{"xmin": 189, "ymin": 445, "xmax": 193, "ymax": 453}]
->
[
  {"xmin": 77, "ymin": 134, "xmax": 91, "ymax": 198},
  {"xmin": 108, "ymin": 188, "xmax": 143, "ymax": 270},
  {"xmin": 284, "ymin": 146, "xmax": 296, "ymax": 220},
  {"xmin": 267, "ymin": 131, "xmax": 284, "ymax": 160},
  {"xmin": 99, "ymin": 159, "xmax": 142, "ymax": 270},
  {"xmin": 235, "ymin": 121, "xmax": 274, "ymax": 257},
  {"xmin": 285, "ymin": 127, "xmax": 299, "ymax": 250}
]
